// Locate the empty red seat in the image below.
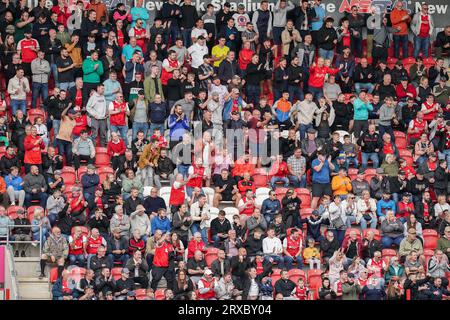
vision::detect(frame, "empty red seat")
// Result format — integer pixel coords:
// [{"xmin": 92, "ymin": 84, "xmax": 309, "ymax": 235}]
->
[
  {"xmin": 77, "ymin": 166, "xmax": 88, "ymax": 181},
  {"xmin": 205, "ymin": 247, "xmax": 219, "ymax": 267},
  {"xmin": 423, "ymin": 57, "xmax": 436, "ymax": 68},
  {"xmin": 7, "ymin": 206, "xmax": 25, "ymax": 220},
  {"xmin": 27, "ymin": 108, "xmax": 46, "ymax": 124},
  {"xmin": 111, "ymin": 267, "xmax": 122, "ymax": 281},
  {"xmin": 50, "ymin": 267, "xmax": 59, "ymax": 283},
  {"xmin": 387, "ymin": 57, "xmax": 398, "ymax": 69},
  {"xmin": 295, "ymin": 188, "xmax": 311, "ymax": 208},
  {"xmin": 307, "ymin": 269, "xmax": 323, "ymax": 289},
  {"xmin": 348, "ymin": 168, "xmax": 358, "ymax": 181},
  {"xmin": 135, "ymin": 288, "xmax": 147, "ymax": 300},
  {"xmin": 27, "ymin": 206, "xmax": 45, "ymax": 220},
  {"xmin": 95, "ymin": 147, "xmax": 110, "ymax": 167},
  {"xmin": 98, "ymin": 167, "xmax": 114, "ymax": 184},
  {"xmin": 382, "ymin": 249, "xmax": 398, "ymax": 265},
  {"xmin": 288, "ymin": 269, "xmax": 306, "ymax": 284},
  {"xmin": 155, "ymin": 288, "xmax": 165, "ymax": 300},
  {"xmin": 253, "ymin": 174, "xmax": 268, "ymax": 187},
  {"xmin": 423, "ymin": 229, "xmax": 438, "ymax": 250},
  {"xmin": 271, "ymin": 268, "xmax": 282, "ymax": 284}
]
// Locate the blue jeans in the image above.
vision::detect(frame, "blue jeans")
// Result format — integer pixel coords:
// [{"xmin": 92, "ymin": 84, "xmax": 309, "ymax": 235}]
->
[
  {"xmin": 177, "ymin": 164, "xmax": 190, "ymax": 179},
  {"xmin": 331, "ymin": 229, "xmax": 346, "ymax": 246},
  {"xmin": 110, "ymin": 125, "xmax": 128, "ymax": 146},
  {"xmin": 308, "ymin": 86, "xmax": 323, "ymax": 101},
  {"xmin": 107, "ymin": 253, "xmax": 130, "ymax": 266},
  {"xmin": 288, "ymin": 85, "xmax": 304, "ymax": 103},
  {"xmin": 25, "ymin": 192, "xmax": 48, "ymax": 209},
  {"xmin": 270, "ymin": 176, "xmax": 289, "ymax": 189},
  {"xmin": 69, "ymin": 254, "xmax": 86, "ymax": 267},
  {"xmin": 52, "ymin": 120, "xmax": 61, "ymax": 146},
  {"xmin": 379, "ymin": 125, "xmax": 394, "ymax": 142},
  {"xmin": 59, "ymin": 82, "xmax": 75, "ymax": 92},
  {"xmin": 32, "ymin": 82, "xmax": 48, "ymax": 109},
  {"xmin": 246, "ymin": 85, "xmax": 261, "ymax": 106},
  {"xmin": 439, "ymin": 149, "xmax": 450, "ymax": 168},
  {"xmin": 32, "ymin": 228, "xmax": 49, "ymax": 243},
  {"xmin": 149, "ymin": 123, "xmax": 165, "ymax": 136},
  {"xmin": 132, "ymin": 122, "xmax": 148, "ymax": 140},
  {"xmin": 181, "ymin": 28, "xmax": 193, "ymax": 48},
  {"xmin": 361, "ymin": 152, "xmax": 379, "ymax": 171},
  {"xmin": 10, "ymin": 100, "xmax": 26, "ymax": 115},
  {"xmin": 165, "ymin": 24, "xmax": 180, "ymax": 44},
  {"xmin": 355, "ymin": 83, "xmax": 375, "ymax": 94},
  {"xmin": 299, "ymin": 123, "xmax": 313, "ymax": 140},
  {"xmin": 413, "ymin": 36, "xmax": 430, "ymax": 58},
  {"xmin": 360, "ymin": 215, "xmax": 378, "ymax": 230},
  {"xmin": 346, "ymin": 156, "xmax": 359, "ymax": 168},
  {"xmin": 272, "ymin": 26, "xmax": 284, "ymax": 45},
  {"xmin": 393, "ymin": 34, "xmax": 409, "ymax": 59},
  {"xmin": 56, "ymin": 138, "xmax": 73, "ymax": 165},
  {"xmin": 284, "ymin": 255, "xmax": 303, "ymax": 270},
  {"xmin": 190, "ymin": 222, "xmax": 208, "ymax": 245},
  {"xmin": 381, "ymin": 235, "xmax": 404, "ymax": 248},
  {"xmin": 51, "ymin": 63, "xmax": 59, "ymax": 87},
  {"xmin": 289, "ymin": 174, "xmax": 306, "ymax": 188},
  {"xmin": 264, "ymin": 255, "xmax": 285, "ymax": 269},
  {"xmin": 318, "ymin": 48, "xmax": 334, "ymax": 61}
]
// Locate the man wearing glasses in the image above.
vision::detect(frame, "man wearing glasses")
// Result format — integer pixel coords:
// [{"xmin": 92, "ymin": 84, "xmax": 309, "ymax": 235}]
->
[{"xmin": 411, "ymin": 4, "xmax": 434, "ymax": 58}]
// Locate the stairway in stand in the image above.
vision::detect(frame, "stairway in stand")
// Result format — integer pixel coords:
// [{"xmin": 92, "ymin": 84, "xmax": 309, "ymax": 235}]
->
[{"xmin": 14, "ymin": 257, "xmax": 51, "ymax": 300}]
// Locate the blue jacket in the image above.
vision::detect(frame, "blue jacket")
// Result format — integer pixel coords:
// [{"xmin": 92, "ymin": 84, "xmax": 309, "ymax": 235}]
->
[
  {"xmin": 103, "ymin": 79, "xmax": 122, "ymax": 105},
  {"xmin": 376, "ymin": 199, "xmax": 396, "ymax": 217},
  {"xmin": 223, "ymin": 96, "xmax": 245, "ymax": 122},
  {"xmin": 168, "ymin": 114, "xmax": 189, "ymax": 142},
  {"xmin": 353, "ymin": 98, "xmax": 373, "ymax": 120},
  {"xmin": 123, "ymin": 61, "xmax": 145, "ymax": 84},
  {"xmin": 52, "ymin": 278, "xmax": 75, "ymax": 300},
  {"xmin": 151, "ymin": 216, "xmax": 171, "ymax": 235},
  {"xmin": 81, "ymin": 173, "xmax": 100, "ymax": 196},
  {"xmin": 149, "ymin": 102, "xmax": 168, "ymax": 124},
  {"xmin": 261, "ymin": 198, "xmax": 282, "ymax": 217},
  {"xmin": 5, "ymin": 175, "xmax": 23, "ymax": 191}
]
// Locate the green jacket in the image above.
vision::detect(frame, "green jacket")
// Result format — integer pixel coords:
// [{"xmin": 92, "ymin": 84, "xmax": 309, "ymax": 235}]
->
[
  {"xmin": 144, "ymin": 76, "xmax": 164, "ymax": 103},
  {"xmin": 341, "ymin": 282, "xmax": 361, "ymax": 300},
  {"xmin": 437, "ymin": 237, "xmax": 450, "ymax": 260},
  {"xmin": 82, "ymin": 57, "xmax": 104, "ymax": 84}
]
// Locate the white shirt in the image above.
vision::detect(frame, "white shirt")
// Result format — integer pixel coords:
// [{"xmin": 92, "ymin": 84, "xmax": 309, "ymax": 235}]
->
[
  {"xmin": 188, "ymin": 43, "xmax": 209, "ymax": 69},
  {"xmin": 191, "ymin": 28, "xmax": 208, "ymax": 40},
  {"xmin": 262, "ymin": 236, "xmax": 283, "ymax": 256}
]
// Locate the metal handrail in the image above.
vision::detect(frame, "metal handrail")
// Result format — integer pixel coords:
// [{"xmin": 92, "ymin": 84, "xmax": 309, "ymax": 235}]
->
[{"xmin": 2, "ymin": 224, "xmax": 43, "ymax": 258}]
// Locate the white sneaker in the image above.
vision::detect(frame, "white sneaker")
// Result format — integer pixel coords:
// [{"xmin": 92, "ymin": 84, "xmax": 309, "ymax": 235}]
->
[
  {"xmin": 10, "ymin": 202, "xmax": 15, "ymax": 206},
  {"xmin": 31, "ymin": 241, "xmax": 38, "ymax": 247}
]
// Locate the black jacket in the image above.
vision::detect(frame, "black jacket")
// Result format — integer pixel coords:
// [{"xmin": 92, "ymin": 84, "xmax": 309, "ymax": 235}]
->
[
  {"xmin": 210, "ymin": 218, "xmax": 232, "ymax": 237},
  {"xmin": 87, "ymin": 215, "xmax": 110, "ymax": 236},
  {"xmin": 320, "ymin": 238, "xmax": 340, "ymax": 259},
  {"xmin": 353, "ymin": 64, "xmax": 375, "ymax": 84},
  {"xmin": 357, "ymin": 132, "xmax": 381, "ymax": 153},
  {"xmin": 179, "ymin": 4, "xmax": 198, "ymax": 29},
  {"xmin": 90, "ymin": 255, "xmax": 113, "ymax": 277},
  {"xmin": 210, "ymin": 258, "xmax": 232, "ymax": 278},
  {"xmin": 241, "ymin": 261, "xmax": 272, "ymax": 299},
  {"xmin": 243, "ymin": 236, "xmax": 263, "ymax": 257},
  {"xmin": 0, "ymin": 155, "xmax": 21, "ymax": 176},
  {"xmin": 317, "ymin": 26, "xmax": 338, "ymax": 51},
  {"xmin": 275, "ymin": 278, "xmax": 296, "ymax": 297},
  {"xmin": 218, "ymin": 59, "xmax": 240, "ymax": 85}
]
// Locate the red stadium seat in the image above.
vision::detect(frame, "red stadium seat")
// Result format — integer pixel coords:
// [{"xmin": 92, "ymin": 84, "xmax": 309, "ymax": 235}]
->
[
  {"xmin": 363, "ymin": 168, "xmax": 376, "ymax": 183},
  {"xmin": 288, "ymin": 269, "xmax": 305, "ymax": 284},
  {"xmin": 387, "ymin": 57, "xmax": 398, "ymax": 69},
  {"xmin": 393, "ymin": 131, "xmax": 406, "ymax": 139},
  {"xmin": 205, "ymin": 247, "xmax": 219, "ymax": 268},
  {"xmin": 295, "ymin": 188, "xmax": 311, "ymax": 208},
  {"xmin": 382, "ymin": 249, "xmax": 398, "ymax": 265},
  {"xmin": 402, "ymin": 57, "xmax": 416, "ymax": 74},
  {"xmin": 344, "ymin": 228, "xmax": 362, "ymax": 241},
  {"xmin": 27, "ymin": 108, "xmax": 46, "ymax": 124},
  {"xmin": 27, "ymin": 206, "xmax": 45, "ymax": 220},
  {"xmin": 135, "ymin": 288, "xmax": 147, "ymax": 300},
  {"xmin": 111, "ymin": 267, "xmax": 122, "ymax": 281},
  {"xmin": 301, "ymin": 208, "xmax": 314, "ymax": 220},
  {"xmin": 77, "ymin": 166, "xmax": 88, "ymax": 181},
  {"xmin": 423, "ymin": 229, "xmax": 438, "ymax": 250},
  {"xmin": 95, "ymin": 147, "xmax": 111, "ymax": 167},
  {"xmin": 286, "ymin": 227, "xmax": 303, "ymax": 238},
  {"xmin": 399, "ymin": 149, "xmax": 414, "ymax": 166},
  {"xmin": 343, "ymin": 93, "xmax": 354, "ymax": 104},
  {"xmin": 155, "ymin": 289, "xmax": 165, "ymax": 300},
  {"xmin": 423, "ymin": 57, "xmax": 436, "ymax": 68},
  {"xmin": 50, "ymin": 267, "xmax": 59, "ymax": 283},
  {"xmin": 307, "ymin": 269, "xmax": 323, "ymax": 289},
  {"xmin": 253, "ymin": 174, "xmax": 268, "ymax": 188},
  {"xmin": 362, "ymin": 228, "xmax": 381, "ymax": 242},
  {"xmin": 348, "ymin": 168, "xmax": 358, "ymax": 181},
  {"xmin": 423, "ymin": 249, "xmax": 435, "ymax": 271},
  {"xmin": 271, "ymin": 268, "xmax": 282, "ymax": 284},
  {"xmin": 98, "ymin": 167, "xmax": 114, "ymax": 184},
  {"xmin": 0, "ymin": 146, "xmax": 6, "ymax": 159},
  {"xmin": 7, "ymin": 206, "xmax": 25, "ymax": 220},
  {"xmin": 60, "ymin": 171, "xmax": 76, "ymax": 185}
]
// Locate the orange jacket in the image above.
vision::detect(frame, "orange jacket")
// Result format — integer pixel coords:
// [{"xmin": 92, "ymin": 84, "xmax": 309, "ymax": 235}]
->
[{"xmin": 390, "ymin": 9, "xmax": 411, "ymax": 35}]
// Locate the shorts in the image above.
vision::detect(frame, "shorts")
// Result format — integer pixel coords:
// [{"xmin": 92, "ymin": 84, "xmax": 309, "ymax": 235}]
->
[
  {"xmin": 312, "ymin": 183, "xmax": 332, "ymax": 198},
  {"xmin": 221, "ymin": 193, "xmax": 233, "ymax": 201}
]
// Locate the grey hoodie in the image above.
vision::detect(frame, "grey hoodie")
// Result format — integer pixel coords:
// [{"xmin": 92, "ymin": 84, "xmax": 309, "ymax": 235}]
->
[{"xmin": 86, "ymin": 92, "xmax": 108, "ymax": 120}]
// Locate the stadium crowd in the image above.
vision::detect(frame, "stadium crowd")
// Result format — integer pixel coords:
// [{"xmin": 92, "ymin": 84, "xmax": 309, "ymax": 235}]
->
[{"xmin": 0, "ymin": 0, "xmax": 449, "ymax": 301}]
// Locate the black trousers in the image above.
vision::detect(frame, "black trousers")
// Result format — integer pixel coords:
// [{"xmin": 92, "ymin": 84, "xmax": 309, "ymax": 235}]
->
[
  {"xmin": 133, "ymin": 275, "xmax": 149, "ymax": 289},
  {"xmin": 73, "ymin": 154, "xmax": 94, "ymax": 170},
  {"xmin": 151, "ymin": 266, "xmax": 174, "ymax": 291}
]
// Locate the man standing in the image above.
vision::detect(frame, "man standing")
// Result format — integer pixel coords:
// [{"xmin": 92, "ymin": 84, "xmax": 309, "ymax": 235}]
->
[
  {"xmin": 7, "ymin": 68, "xmax": 30, "ymax": 115},
  {"xmin": 82, "ymin": 50, "xmax": 104, "ymax": 95},
  {"xmin": 86, "ymin": 84, "xmax": 108, "ymax": 146},
  {"xmin": 411, "ymin": 4, "xmax": 434, "ymax": 58},
  {"xmin": 391, "ymin": 1, "xmax": 411, "ymax": 59},
  {"xmin": 31, "ymin": 50, "xmax": 50, "ymax": 109}
]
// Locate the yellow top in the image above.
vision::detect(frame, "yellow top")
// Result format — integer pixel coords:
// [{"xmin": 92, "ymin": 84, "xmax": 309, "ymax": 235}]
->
[
  {"xmin": 211, "ymin": 45, "xmax": 230, "ymax": 67},
  {"xmin": 303, "ymin": 247, "xmax": 320, "ymax": 260},
  {"xmin": 331, "ymin": 175, "xmax": 353, "ymax": 196}
]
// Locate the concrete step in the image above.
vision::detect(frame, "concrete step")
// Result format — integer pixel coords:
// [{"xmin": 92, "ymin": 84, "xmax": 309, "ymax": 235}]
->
[
  {"xmin": 17, "ymin": 276, "xmax": 49, "ymax": 283},
  {"xmin": 18, "ymin": 278, "xmax": 51, "ymax": 300},
  {"xmin": 14, "ymin": 258, "xmax": 41, "ymax": 278}
]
